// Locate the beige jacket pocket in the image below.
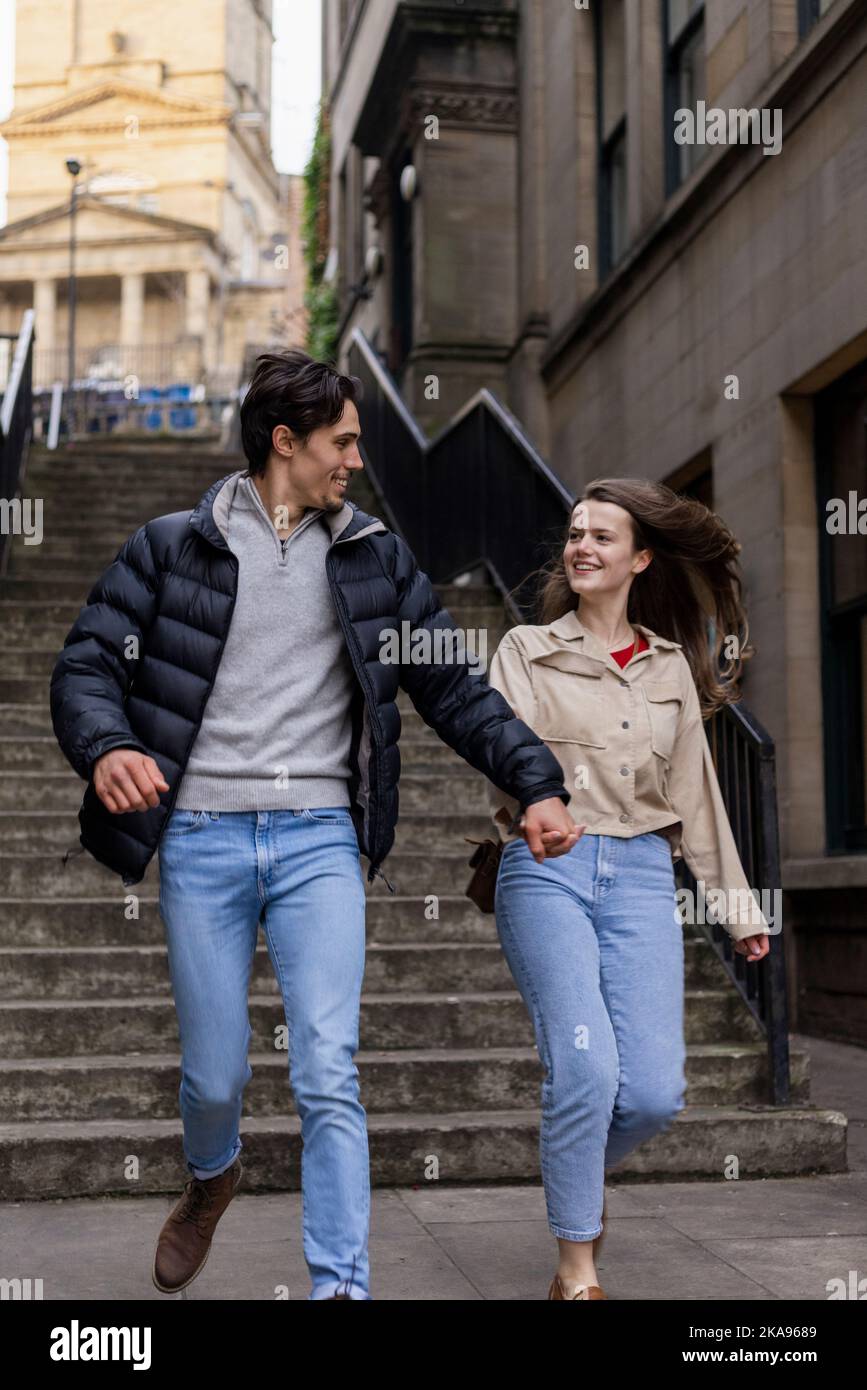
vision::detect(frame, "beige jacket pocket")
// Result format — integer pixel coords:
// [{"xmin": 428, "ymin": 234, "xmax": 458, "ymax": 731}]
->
[
  {"xmin": 529, "ymin": 650, "xmax": 607, "ymax": 747},
  {"xmin": 642, "ymin": 679, "xmax": 684, "ymax": 761}
]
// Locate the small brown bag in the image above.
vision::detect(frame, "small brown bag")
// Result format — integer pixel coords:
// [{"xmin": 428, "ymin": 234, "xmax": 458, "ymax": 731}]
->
[{"xmin": 465, "ymin": 807, "xmax": 522, "ymax": 914}]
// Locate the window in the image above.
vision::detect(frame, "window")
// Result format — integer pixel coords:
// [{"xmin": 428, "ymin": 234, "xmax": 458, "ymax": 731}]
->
[
  {"xmin": 816, "ymin": 360, "xmax": 867, "ymax": 852},
  {"xmin": 596, "ymin": 0, "xmax": 627, "ymax": 276},
  {"xmin": 798, "ymin": 0, "xmax": 835, "ymax": 38},
  {"xmin": 663, "ymin": 0, "xmax": 707, "ymax": 195}
]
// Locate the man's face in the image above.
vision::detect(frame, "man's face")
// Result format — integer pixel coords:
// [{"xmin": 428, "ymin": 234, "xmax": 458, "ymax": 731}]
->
[{"xmin": 271, "ymin": 399, "xmax": 364, "ymax": 512}]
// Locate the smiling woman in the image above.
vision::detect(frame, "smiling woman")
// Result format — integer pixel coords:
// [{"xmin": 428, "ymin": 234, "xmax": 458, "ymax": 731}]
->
[{"xmin": 485, "ymin": 474, "xmax": 769, "ymax": 1301}]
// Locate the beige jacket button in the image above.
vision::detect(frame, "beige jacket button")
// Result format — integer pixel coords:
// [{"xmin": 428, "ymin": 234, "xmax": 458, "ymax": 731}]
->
[
  {"xmin": 620, "ymin": 766, "xmax": 630, "ymax": 776},
  {"xmin": 619, "ymin": 813, "xmax": 629, "ymax": 823}
]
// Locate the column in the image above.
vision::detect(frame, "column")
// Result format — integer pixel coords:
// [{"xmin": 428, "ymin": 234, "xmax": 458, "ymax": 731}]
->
[
  {"xmin": 120, "ymin": 271, "xmax": 145, "ymax": 348},
  {"xmin": 33, "ymin": 277, "xmax": 57, "ymax": 388},
  {"xmin": 185, "ymin": 268, "xmax": 210, "ymax": 339}
]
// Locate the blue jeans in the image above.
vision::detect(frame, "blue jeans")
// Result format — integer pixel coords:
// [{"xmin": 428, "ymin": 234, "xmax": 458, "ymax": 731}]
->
[
  {"xmin": 494, "ymin": 831, "xmax": 687, "ymax": 1241},
  {"xmin": 157, "ymin": 807, "xmax": 371, "ymax": 1300}
]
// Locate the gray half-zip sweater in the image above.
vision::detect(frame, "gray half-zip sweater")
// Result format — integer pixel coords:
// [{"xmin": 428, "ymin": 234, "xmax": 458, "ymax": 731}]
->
[{"xmin": 173, "ymin": 473, "xmax": 355, "ymax": 811}]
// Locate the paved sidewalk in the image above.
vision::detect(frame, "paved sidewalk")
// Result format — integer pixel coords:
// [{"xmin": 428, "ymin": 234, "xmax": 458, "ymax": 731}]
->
[{"xmin": 3, "ymin": 1034, "xmax": 865, "ymax": 1301}]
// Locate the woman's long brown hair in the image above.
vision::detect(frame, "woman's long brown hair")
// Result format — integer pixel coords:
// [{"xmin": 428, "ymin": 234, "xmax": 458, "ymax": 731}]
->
[{"xmin": 532, "ymin": 478, "xmax": 754, "ymax": 718}]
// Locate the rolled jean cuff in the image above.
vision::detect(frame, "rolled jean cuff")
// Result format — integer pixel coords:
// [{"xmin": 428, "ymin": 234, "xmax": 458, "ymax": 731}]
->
[
  {"xmin": 309, "ymin": 1281, "xmax": 371, "ymax": 1300},
  {"xmin": 549, "ymin": 1222, "xmax": 603, "ymax": 1242}
]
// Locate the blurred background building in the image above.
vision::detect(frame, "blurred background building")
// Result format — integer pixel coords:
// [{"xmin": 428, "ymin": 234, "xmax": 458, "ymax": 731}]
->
[
  {"xmin": 0, "ymin": 0, "xmax": 308, "ymax": 394},
  {"xmin": 323, "ymin": 0, "xmax": 867, "ymax": 1035}
]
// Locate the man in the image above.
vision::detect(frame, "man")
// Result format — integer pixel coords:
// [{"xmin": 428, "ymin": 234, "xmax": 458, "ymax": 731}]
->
[{"xmin": 50, "ymin": 349, "xmax": 579, "ymax": 1301}]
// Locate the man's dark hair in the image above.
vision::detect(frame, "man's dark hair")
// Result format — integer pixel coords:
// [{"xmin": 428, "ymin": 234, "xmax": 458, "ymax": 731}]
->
[{"xmin": 239, "ymin": 349, "xmax": 362, "ymax": 475}]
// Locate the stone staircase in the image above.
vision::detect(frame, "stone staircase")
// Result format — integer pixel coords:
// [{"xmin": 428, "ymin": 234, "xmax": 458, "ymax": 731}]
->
[{"xmin": 0, "ymin": 440, "xmax": 845, "ymax": 1199}]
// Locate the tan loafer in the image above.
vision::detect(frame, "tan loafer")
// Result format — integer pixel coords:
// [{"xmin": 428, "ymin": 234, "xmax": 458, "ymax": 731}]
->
[{"xmin": 548, "ymin": 1274, "xmax": 608, "ymax": 1300}]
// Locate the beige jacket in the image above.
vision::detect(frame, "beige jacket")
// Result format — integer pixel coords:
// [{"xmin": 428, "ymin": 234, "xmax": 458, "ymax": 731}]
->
[{"xmin": 485, "ymin": 609, "xmax": 770, "ymax": 942}]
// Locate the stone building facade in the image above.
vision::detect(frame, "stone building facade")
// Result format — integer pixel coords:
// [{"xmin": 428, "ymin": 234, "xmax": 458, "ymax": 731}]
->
[
  {"xmin": 323, "ymin": 0, "xmax": 867, "ymax": 1037},
  {"xmin": 0, "ymin": 0, "xmax": 306, "ymax": 391}
]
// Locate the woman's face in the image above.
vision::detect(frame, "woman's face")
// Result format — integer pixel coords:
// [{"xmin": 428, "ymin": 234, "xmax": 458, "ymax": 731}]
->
[{"xmin": 564, "ymin": 499, "xmax": 652, "ymax": 600}]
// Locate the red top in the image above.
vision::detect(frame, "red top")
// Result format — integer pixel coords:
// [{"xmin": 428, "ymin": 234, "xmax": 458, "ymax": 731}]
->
[{"xmin": 610, "ymin": 633, "xmax": 649, "ymax": 669}]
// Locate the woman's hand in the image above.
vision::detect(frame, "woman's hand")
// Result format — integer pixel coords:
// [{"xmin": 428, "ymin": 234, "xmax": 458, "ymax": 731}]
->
[
  {"xmin": 518, "ymin": 799, "xmax": 585, "ymax": 862},
  {"xmin": 732, "ymin": 933, "xmax": 770, "ymax": 962}
]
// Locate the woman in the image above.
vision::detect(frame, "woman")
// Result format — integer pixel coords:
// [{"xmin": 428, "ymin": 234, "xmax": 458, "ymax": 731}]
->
[{"xmin": 486, "ymin": 478, "xmax": 771, "ymax": 1301}]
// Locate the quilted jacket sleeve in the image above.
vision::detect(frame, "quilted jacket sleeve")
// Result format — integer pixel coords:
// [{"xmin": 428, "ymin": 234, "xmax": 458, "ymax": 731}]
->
[
  {"xmin": 389, "ymin": 535, "xmax": 571, "ymax": 812},
  {"xmin": 49, "ymin": 523, "xmax": 158, "ymax": 781}
]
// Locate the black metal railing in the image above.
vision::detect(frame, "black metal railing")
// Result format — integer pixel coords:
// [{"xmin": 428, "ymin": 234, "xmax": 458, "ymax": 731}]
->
[
  {"xmin": 33, "ymin": 340, "xmax": 183, "ymax": 391},
  {"xmin": 677, "ymin": 702, "xmax": 789, "ymax": 1103},
  {"xmin": 31, "ymin": 388, "xmax": 235, "ymax": 440},
  {"xmin": 0, "ymin": 310, "xmax": 35, "ymax": 577},
  {"xmin": 348, "ymin": 325, "xmax": 790, "ymax": 1105}
]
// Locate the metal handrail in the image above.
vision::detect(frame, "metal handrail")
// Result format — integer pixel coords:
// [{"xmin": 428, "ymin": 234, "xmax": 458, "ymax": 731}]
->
[
  {"xmin": 348, "ymin": 325, "xmax": 790, "ymax": 1105},
  {"xmin": 0, "ymin": 310, "xmax": 35, "ymax": 577},
  {"xmin": 677, "ymin": 700, "xmax": 789, "ymax": 1104}
]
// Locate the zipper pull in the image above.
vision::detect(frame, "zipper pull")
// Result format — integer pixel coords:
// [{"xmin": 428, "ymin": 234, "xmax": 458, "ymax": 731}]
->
[{"xmin": 370, "ymin": 864, "xmax": 396, "ymax": 894}]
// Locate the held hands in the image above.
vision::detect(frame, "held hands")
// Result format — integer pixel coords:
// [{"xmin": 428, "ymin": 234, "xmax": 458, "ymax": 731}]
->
[
  {"xmin": 93, "ymin": 748, "xmax": 170, "ymax": 814},
  {"xmin": 519, "ymin": 798, "xmax": 584, "ymax": 863},
  {"xmin": 732, "ymin": 934, "xmax": 770, "ymax": 963}
]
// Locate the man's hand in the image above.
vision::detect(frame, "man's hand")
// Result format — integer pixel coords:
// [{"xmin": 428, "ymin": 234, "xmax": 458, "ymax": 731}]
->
[
  {"xmin": 93, "ymin": 749, "xmax": 170, "ymax": 814},
  {"xmin": 520, "ymin": 798, "xmax": 584, "ymax": 863}
]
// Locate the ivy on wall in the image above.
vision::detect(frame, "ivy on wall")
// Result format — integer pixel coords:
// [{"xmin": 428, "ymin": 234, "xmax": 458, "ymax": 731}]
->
[{"xmin": 302, "ymin": 100, "xmax": 339, "ymax": 362}]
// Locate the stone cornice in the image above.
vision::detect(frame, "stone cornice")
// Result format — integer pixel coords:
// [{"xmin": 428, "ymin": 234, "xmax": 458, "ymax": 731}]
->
[{"xmin": 400, "ymin": 82, "xmax": 518, "ymax": 135}]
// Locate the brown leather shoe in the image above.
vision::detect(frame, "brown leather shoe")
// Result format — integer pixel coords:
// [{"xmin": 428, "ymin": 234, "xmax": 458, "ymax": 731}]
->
[
  {"xmin": 548, "ymin": 1274, "xmax": 608, "ymax": 1300},
  {"xmin": 152, "ymin": 1158, "xmax": 243, "ymax": 1293}
]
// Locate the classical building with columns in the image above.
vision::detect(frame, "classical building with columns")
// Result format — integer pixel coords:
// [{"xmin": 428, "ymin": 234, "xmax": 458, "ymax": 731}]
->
[
  {"xmin": 0, "ymin": 0, "xmax": 306, "ymax": 391},
  {"xmin": 324, "ymin": 0, "xmax": 867, "ymax": 1037}
]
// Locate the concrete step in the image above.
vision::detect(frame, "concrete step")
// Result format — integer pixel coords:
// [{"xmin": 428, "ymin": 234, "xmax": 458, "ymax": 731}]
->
[
  {"xmin": 0, "ymin": 988, "xmax": 760, "ymax": 1058},
  {"xmin": 0, "ymin": 810, "xmax": 499, "ymax": 855},
  {"xmin": 435, "ymin": 584, "xmax": 500, "ymax": 608},
  {"xmin": 0, "ymin": 1041, "xmax": 811, "ymax": 1125},
  {"xmin": 1, "ymin": 941, "xmax": 516, "ymax": 999},
  {"xmin": 0, "ymin": 734, "xmax": 479, "ymax": 776},
  {"xmin": 0, "ymin": 849, "xmax": 563, "ymax": 898},
  {"xmin": 0, "ymin": 662, "xmax": 509, "ymax": 701},
  {"xmin": 5, "ymin": 635, "xmax": 511, "ymax": 669},
  {"xmin": 2, "ymin": 637, "xmax": 79, "ymax": 662},
  {"xmin": 0, "ymin": 678, "xmax": 57, "ymax": 701},
  {"xmin": 0, "ymin": 1105, "xmax": 846, "ymax": 1200},
  {"xmin": 25, "ymin": 458, "xmax": 236, "ymax": 478},
  {"xmin": 18, "ymin": 490, "xmax": 224, "ymax": 512},
  {"xmin": 0, "ymin": 771, "xmax": 491, "ymax": 815},
  {"xmin": 380, "ymin": 605, "xmax": 506, "ymax": 632},
  {"xmin": 0, "ymin": 704, "xmax": 54, "ymax": 736},
  {"xmin": 0, "ymin": 739, "xmax": 75, "ymax": 773},
  {"xmin": 21, "ymin": 477, "xmax": 233, "ymax": 497},
  {"xmin": 0, "ymin": 894, "xmax": 500, "ymax": 947},
  {"xmin": 6, "ymin": 540, "xmax": 144, "ymax": 566},
  {"xmin": 0, "ymin": 579, "xmax": 100, "ymax": 604},
  {"xmin": 0, "ymin": 934, "xmax": 727, "ymax": 998}
]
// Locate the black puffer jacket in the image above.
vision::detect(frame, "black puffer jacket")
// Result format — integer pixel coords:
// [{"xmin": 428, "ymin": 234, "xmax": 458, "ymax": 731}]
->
[{"xmin": 50, "ymin": 470, "xmax": 571, "ymax": 889}]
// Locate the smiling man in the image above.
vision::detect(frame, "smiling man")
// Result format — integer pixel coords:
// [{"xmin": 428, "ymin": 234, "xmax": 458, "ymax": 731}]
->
[{"xmin": 49, "ymin": 348, "xmax": 578, "ymax": 1302}]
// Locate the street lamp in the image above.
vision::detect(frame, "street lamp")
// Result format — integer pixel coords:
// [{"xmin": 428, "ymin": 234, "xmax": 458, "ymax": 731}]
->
[{"xmin": 65, "ymin": 156, "xmax": 82, "ymax": 440}]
